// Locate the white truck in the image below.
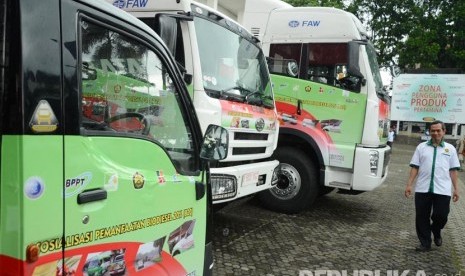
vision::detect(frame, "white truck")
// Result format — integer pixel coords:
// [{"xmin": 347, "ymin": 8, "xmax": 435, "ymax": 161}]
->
[
  {"xmin": 203, "ymin": 0, "xmax": 392, "ymax": 213},
  {"xmin": 108, "ymin": 0, "xmax": 280, "ymax": 204}
]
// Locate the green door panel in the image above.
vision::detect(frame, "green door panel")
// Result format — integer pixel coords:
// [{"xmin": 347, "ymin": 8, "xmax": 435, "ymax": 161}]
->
[
  {"xmin": 272, "ymin": 74, "xmax": 367, "ymax": 168},
  {"xmin": 0, "ymin": 135, "xmax": 63, "ymax": 259},
  {"xmin": 63, "ymin": 136, "xmax": 206, "ymax": 275}
]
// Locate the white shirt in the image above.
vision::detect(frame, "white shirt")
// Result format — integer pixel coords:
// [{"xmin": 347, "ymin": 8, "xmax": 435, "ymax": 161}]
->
[
  {"xmin": 410, "ymin": 140, "xmax": 461, "ymax": 196},
  {"xmin": 388, "ymin": 130, "xmax": 395, "ymax": 142}
]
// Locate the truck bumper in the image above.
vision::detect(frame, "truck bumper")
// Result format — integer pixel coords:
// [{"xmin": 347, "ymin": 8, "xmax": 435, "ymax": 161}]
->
[
  {"xmin": 325, "ymin": 146, "xmax": 391, "ymax": 191},
  {"xmin": 352, "ymin": 146, "xmax": 391, "ymax": 191},
  {"xmin": 211, "ymin": 160, "xmax": 280, "ymax": 204}
]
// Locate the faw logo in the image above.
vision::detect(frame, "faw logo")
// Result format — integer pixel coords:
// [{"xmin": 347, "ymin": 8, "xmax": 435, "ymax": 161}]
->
[
  {"xmin": 288, "ymin": 20, "xmax": 300, "ymax": 27},
  {"xmin": 289, "ymin": 20, "xmax": 321, "ymax": 27},
  {"xmin": 112, "ymin": 0, "xmax": 148, "ymax": 9}
]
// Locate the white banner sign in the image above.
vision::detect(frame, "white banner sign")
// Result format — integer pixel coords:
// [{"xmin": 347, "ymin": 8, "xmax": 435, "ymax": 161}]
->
[{"xmin": 391, "ymin": 74, "xmax": 465, "ymax": 123}]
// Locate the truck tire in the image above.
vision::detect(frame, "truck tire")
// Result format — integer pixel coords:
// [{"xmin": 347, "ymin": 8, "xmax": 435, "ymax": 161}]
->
[{"xmin": 258, "ymin": 147, "xmax": 318, "ymax": 213}]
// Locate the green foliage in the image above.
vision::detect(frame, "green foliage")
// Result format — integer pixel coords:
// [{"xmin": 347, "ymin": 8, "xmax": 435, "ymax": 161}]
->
[{"xmin": 283, "ymin": 0, "xmax": 344, "ymax": 9}]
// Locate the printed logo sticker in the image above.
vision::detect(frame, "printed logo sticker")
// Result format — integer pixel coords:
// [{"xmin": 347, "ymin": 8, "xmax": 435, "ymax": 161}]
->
[
  {"xmin": 135, "ymin": 236, "xmax": 166, "ymax": 271},
  {"xmin": 241, "ymin": 120, "xmax": 250, "ymax": 128},
  {"xmin": 288, "ymin": 20, "xmax": 299, "ymax": 27},
  {"xmin": 24, "ymin": 177, "xmax": 45, "ymax": 200},
  {"xmin": 231, "ymin": 117, "xmax": 240, "ymax": 128},
  {"xmin": 29, "ymin": 100, "xmax": 58, "ymax": 133},
  {"xmin": 64, "ymin": 172, "xmax": 92, "ymax": 197},
  {"xmin": 255, "ymin": 118, "xmax": 265, "ymax": 132},
  {"xmin": 84, "ymin": 249, "xmax": 126, "ymax": 275},
  {"xmin": 156, "ymin": 171, "xmax": 166, "ymax": 184},
  {"xmin": 133, "ymin": 172, "xmax": 145, "ymax": 189},
  {"xmin": 104, "ymin": 173, "xmax": 119, "ymax": 191},
  {"xmin": 168, "ymin": 220, "xmax": 196, "ymax": 256},
  {"xmin": 269, "ymin": 121, "xmax": 277, "ymax": 130},
  {"xmin": 33, "ymin": 255, "xmax": 82, "ymax": 275}
]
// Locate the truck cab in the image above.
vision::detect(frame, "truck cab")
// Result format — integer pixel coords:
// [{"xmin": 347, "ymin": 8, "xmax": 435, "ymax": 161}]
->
[
  {"xmin": 107, "ymin": 0, "xmax": 280, "ymax": 204},
  {"xmin": 0, "ymin": 0, "xmax": 228, "ymax": 274},
  {"xmin": 203, "ymin": 0, "xmax": 392, "ymax": 213}
]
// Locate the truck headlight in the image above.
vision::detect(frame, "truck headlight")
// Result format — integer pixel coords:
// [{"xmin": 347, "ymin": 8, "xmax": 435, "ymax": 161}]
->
[
  {"xmin": 211, "ymin": 175, "xmax": 237, "ymax": 200},
  {"xmin": 271, "ymin": 165, "xmax": 280, "ymax": 186},
  {"xmin": 369, "ymin": 150, "xmax": 379, "ymax": 176}
]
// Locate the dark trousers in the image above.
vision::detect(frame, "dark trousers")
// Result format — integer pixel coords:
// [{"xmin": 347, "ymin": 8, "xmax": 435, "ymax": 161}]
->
[{"xmin": 415, "ymin": 192, "xmax": 451, "ymax": 247}]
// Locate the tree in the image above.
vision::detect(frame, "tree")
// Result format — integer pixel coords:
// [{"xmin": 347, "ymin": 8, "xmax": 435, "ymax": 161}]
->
[
  {"xmin": 396, "ymin": 0, "xmax": 465, "ymax": 70},
  {"xmin": 284, "ymin": 0, "xmax": 344, "ymax": 8},
  {"xmin": 346, "ymin": 0, "xmax": 419, "ymax": 68}
]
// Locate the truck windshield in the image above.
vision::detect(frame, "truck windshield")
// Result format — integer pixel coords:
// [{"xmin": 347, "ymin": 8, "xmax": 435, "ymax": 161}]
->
[
  {"xmin": 365, "ymin": 43, "xmax": 386, "ymax": 99},
  {"xmin": 193, "ymin": 15, "xmax": 273, "ymax": 108}
]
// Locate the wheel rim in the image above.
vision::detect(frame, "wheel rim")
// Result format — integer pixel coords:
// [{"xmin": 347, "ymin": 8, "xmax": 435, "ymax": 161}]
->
[{"xmin": 270, "ymin": 163, "xmax": 301, "ymax": 200}]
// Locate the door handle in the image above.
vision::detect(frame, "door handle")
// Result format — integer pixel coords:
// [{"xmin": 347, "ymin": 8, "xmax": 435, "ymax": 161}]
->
[{"xmin": 77, "ymin": 188, "xmax": 107, "ymax": 204}]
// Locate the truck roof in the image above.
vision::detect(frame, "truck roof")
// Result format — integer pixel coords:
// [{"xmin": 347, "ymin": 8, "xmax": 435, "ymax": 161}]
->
[
  {"xmin": 262, "ymin": 7, "xmax": 369, "ymax": 43},
  {"xmin": 193, "ymin": 1, "xmax": 259, "ymax": 41},
  {"xmin": 79, "ymin": 0, "xmax": 159, "ymax": 39}
]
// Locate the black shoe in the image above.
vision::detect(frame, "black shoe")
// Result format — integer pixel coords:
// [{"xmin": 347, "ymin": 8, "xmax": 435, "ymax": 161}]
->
[
  {"xmin": 415, "ymin": 244, "xmax": 431, "ymax": 252},
  {"xmin": 434, "ymin": 237, "xmax": 442, "ymax": 246}
]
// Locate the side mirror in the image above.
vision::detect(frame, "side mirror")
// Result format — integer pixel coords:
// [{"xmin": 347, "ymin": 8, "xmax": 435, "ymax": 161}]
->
[
  {"xmin": 200, "ymin": 125, "xmax": 229, "ymax": 161},
  {"xmin": 347, "ymin": 41, "xmax": 364, "ymax": 79},
  {"xmin": 183, "ymin": 73, "xmax": 193, "ymax": 85}
]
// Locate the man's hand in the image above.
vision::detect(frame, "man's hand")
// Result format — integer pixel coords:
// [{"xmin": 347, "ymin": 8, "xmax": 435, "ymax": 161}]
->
[
  {"xmin": 405, "ymin": 167, "xmax": 418, "ymax": 199},
  {"xmin": 405, "ymin": 185, "xmax": 413, "ymax": 198},
  {"xmin": 453, "ymin": 190, "xmax": 460, "ymax": 202}
]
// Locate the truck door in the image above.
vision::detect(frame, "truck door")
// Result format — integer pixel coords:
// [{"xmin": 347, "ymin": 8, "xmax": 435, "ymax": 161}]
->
[{"xmin": 58, "ymin": 4, "xmax": 208, "ymax": 276}]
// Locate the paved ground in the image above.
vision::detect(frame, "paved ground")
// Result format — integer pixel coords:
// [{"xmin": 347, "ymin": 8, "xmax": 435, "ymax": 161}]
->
[{"xmin": 212, "ymin": 142, "xmax": 465, "ymax": 276}]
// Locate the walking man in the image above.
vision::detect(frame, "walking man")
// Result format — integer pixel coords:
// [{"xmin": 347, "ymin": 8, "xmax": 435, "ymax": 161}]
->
[
  {"xmin": 387, "ymin": 125, "xmax": 396, "ymax": 148},
  {"xmin": 404, "ymin": 120, "xmax": 460, "ymax": 252}
]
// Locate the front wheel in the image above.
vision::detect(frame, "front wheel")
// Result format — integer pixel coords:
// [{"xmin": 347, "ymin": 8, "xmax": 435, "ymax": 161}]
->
[{"xmin": 258, "ymin": 147, "xmax": 319, "ymax": 213}]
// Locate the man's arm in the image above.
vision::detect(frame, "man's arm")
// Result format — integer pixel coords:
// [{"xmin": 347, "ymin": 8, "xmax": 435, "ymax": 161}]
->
[
  {"xmin": 405, "ymin": 166, "xmax": 419, "ymax": 198},
  {"xmin": 450, "ymin": 169, "xmax": 460, "ymax": 202}
]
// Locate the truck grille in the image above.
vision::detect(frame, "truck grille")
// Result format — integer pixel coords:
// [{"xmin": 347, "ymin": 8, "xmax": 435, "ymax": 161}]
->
[
  {"xmin": 232, "ymin": 147, "xmax": 266, "ymax": 155},
  {"xmin": 234, "ymin": 132, "xmax": 268, "ymax": 140},
  {"xmin": 227, "ymin": 130, "xmax": 273, "ymax": 159}
]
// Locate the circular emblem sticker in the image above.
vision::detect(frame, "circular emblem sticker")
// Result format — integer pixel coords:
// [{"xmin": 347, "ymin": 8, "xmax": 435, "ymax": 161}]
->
[
  {"xmin": 288, "ymin": 20, "xmax": 299, "ymax": 27},
  {"xmin": 133, "ymin": 172, "xmax": 145, "ymax": 189},
  {"xmin": 255, "ymin": 118, "xmax": 265, "ymax": 132},
  {"xmin": 24, "ymin": 177, "xmax": 45, "ymax": 200}
]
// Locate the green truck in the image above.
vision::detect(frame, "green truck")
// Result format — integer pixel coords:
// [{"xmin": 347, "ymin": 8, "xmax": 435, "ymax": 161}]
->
[{"xmin": 0, "ymin": 0, "xmax": 228, "ymax": 275}]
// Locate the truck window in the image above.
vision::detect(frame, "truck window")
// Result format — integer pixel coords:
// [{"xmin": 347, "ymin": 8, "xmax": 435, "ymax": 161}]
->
[
  {"xmin": 269, "ymin": 43, "xmax": 303, "ymax": 77},
  {"xmin": 269, "ymin": 43, "xmax": 360, "ymax": 92},
  {"xmin": 80, "ymin": 20, "xmax": 196, "ymax": 172},
  {"xmin": 193, "ymin": 14, "xmax": 273, "ymax": 106},
  {"xmin": 306, "ymin": 43, "xmax": 348, "ymax": 86}
]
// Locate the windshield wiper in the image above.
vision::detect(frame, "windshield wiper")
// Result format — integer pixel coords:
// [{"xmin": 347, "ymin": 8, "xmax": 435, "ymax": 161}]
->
[
  {"xmin": 219, "ymin": 86, "xmax": 246, "ymax": 102},
  {"xmin": 207, "ymin": 86, "xmax": 275, "ymax": 108},
  {"xmin": 245, "ymin": 91, "xmax": 275, "ymax": 109}
]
